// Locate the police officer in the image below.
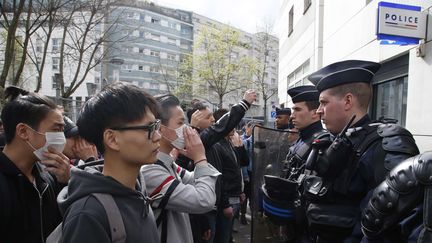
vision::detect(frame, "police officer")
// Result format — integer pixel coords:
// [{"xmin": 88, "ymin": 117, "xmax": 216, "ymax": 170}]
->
[
  {"xmin": 302, "ymin": 60, "xmax": 419, "ymax": 242},
  {"xmin": 262, "ymin": 86, "xmax": 328, "ymax": 242},
  {"xmin": 275, "ymin": 107, "xmax": 292, "ymax": 130}
]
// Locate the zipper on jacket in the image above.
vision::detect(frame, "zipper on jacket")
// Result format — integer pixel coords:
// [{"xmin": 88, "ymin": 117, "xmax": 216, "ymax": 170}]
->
[{"xmin": 33, "ymin": 182, "xmax": 49, "ymax": 243}]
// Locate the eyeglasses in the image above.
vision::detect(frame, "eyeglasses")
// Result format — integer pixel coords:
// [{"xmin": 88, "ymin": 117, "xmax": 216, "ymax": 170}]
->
[{"xmin": 111, "ymin": 119, "xmax": 161, "ymax": 139}]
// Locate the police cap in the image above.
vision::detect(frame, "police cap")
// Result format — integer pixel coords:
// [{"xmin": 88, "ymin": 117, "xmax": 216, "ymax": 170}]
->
[
  {"xmin": 308, "ymin": 60, "xmax": 381, "ymax": 92},
  {"xmin": 287, "ymin": 85, "xmax": 319, "ymax": 103},
  {"xmin": 275, "ymin": 107, "xmax": 291, "ymax": 116}
]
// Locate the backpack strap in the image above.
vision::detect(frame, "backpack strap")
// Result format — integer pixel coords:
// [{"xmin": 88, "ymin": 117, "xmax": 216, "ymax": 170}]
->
[
  {"xmin": 92, "ymin": 193, "xmax": 126, "ymax": 243},
  {"xmin": 154, "ymin": 160, "xmax": 181, "ymax": 243}
]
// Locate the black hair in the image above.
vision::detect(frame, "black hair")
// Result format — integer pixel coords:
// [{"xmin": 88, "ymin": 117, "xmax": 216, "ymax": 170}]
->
[
  {"xmin": 77, "ymin": 82, "xmax": 160, "ymax": 154},
  {"xmin": 154, "ymin": 94, "xmax": 180, "ymax": 125},
  {"xmin": 1, "ymin": 86, "xmax": 58, "ymax": 143},
  {"xmin": 186, "ymin": 100, "xmax": 207, "ymax": 123},
  {"xmin": 213, "ymin": 108, "xmax": 229, "ymax": 122}
]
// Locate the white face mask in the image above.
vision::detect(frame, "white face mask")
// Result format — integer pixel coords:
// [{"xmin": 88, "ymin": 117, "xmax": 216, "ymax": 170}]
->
[
  {"xmin": 171, "ymin": 124, "xmax": 187, "ymax": 150},
  {"xmin": 27, "ymin": 132, "xmax": 66, "ymax": 160}
]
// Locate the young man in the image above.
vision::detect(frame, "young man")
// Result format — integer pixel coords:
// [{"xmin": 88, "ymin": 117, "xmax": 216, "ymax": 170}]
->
[
  {"xmin": 287, "ymin": 85, "xmax": 326, "ymax": 149},
  {"xmin": 140, "ymin": 94, "xmax": 220, "ymax": 243},
  {"xmin": 211, "ymin": 108, "xmax": 249, "ymax": 243},
  {"xmin": 58, "ymin": 82, "xmax": 161, "ymax": 242},
  {"xmin": 304, "ymin": 60, "xmax": 419, "ymax": 242},
  {"xmin": 0, "ymin": 86, "xmax": 70, "ymax": 243},
  {"xmin": 187, "ymin": 90, "xmax": 256, "ymax": 243}
]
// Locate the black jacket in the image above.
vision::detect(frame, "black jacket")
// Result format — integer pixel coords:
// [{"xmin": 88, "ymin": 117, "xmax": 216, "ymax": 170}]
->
[
  {"xmin": 212, "ymin": 139, "xmax": 249, "ymax": 209},
  {"xmin": 58, "ymin": 166, "xmax": 160, "ymax": 243},
  {"xmin": 0, "ymin": 152, "xmax": 64, "ymax": 243}
]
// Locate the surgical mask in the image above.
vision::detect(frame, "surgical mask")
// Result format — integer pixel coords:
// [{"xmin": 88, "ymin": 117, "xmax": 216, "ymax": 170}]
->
[
  {"xmin": 26, "ymin": 130, "xmax": 66, "ymax": 160},
  {"xmin": 171, "ymin": 124, "xmax": 187, "ymax": 150}
]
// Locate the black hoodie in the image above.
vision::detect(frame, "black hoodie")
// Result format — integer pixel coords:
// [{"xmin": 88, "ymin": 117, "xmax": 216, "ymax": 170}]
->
[{"xmin": 58, "ymin": 166, "xmax": 159, "ymax": 243}]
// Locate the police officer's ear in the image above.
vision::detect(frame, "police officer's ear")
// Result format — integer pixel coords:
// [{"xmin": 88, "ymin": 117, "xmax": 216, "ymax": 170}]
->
[{"xmin": 343, "ymin": 93, "xmax": 355, "ymax": 111}]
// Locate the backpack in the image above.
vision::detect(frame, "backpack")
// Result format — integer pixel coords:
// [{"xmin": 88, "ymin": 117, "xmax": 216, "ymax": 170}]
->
[{"xmin": 47, "ymin": 193, "xmax": 126, "ymax": 243}]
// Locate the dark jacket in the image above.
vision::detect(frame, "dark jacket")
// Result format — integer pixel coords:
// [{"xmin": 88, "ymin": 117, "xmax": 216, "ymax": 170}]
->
[
  {"xmin": 58, "ymin": 166, "xmax": 159, "ymax": 243},
  {"xmin": 212, "ymin": 139, "xmax": 249, "ymax": 209},
  {"xmin": 0, "ymin": 152, "xmax": 64, "ymax": 243}
]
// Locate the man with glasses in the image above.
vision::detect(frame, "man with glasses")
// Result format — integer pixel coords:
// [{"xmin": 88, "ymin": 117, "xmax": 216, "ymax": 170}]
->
[
  {"xmin": 141, "ymin": 94, "xmax": 220, "ymax": 243},
  {"xmin": 57, "ymin": 82, "xmax": 162, "ymax": 242}
]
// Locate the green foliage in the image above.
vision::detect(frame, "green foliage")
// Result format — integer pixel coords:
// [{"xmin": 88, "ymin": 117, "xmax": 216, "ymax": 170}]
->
[{"xmin": 182, "ymin": 26, "xmax": 254, "ymax": 107}]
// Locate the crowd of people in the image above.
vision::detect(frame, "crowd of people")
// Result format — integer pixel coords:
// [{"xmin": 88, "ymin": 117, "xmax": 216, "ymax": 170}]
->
[{"xmin": 0, "ymin": 59, "xmax": 430, "ymax": 243}]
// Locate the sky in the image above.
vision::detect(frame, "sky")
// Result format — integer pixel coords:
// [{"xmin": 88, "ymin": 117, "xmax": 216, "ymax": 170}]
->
[{"xmin": 153, "ymin": 0, "xmax": 282, "ymax": 34}]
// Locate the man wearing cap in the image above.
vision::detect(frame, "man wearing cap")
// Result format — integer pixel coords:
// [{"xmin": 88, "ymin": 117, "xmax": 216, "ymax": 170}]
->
[
  {"xmin": 302, "ymin": 60, "xmax": 419, "ymax": 242},
  {"xmin": 63, "ymin": 116, "xmax": 98, "ymax": 166},
  {"xmin": 270, "ymin": 86, "xmax": 328, "ymax": 242},
  {"xmin": 275, "ymin": 107, "xmax": 292, "ymax": 130}
]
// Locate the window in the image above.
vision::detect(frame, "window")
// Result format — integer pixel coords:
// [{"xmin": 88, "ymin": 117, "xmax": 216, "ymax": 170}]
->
[
  {"xmin": 52, "ymin": 76, "xmax": 59, "ymax": 89},
  {"xmin": 287, "ymin": 59, "xmax": 310, "ymax": 86},
  {"xmin": 304, "ymin": 0, "xmax": 312, "ymax": 14},
  {"xmin": 76, "ymin": 96, "xmax": 82, "ymax": 107},
  {"xmin": 36, "ymin": 38, "xmax": 43, "ymax": 52},
  {"xmin": 139, "ymin": 31, "xmax": 145, "ymax": 38},
  {"xmin": 169, "ymin": 22, "xmax": 177, "ymax": 29},
  {"xmin": 288, "ymin": 6, "xmax": 294, "ymax": 36},
  {"xmin": 52, "ymin": 38, "xmax": 61, "ymax": 52},
  {"xmin": 150, "ymin": 83, "xmax": 159, "ymax": 89},
  {"xmin": 150, "ymin": 50, "xmax": 160, "ymax": 57},
  {"xmin": 140, "ymin": 13, "xmax": 145, "ymax": 21},
  {"xmin": 139, "ymin": 47, "xmax": 144, "ymax": 53},
  {"xmin": 167, "ymin": 53, "xmax": 176, "ymax": 60},
  {"xmin": 271, "ymin": 78, "xmax": 276, "ymax": 84},
  {"xmin": 127, "ymin": 12, "xmax": 135, "ymax": 19},
  {"xmin": 167, "ymin": 37, "xmax": 176, "ymax": 45},
  {"xmin": 150, "ymin": 33, "xmax": 160, "ymax": 41},
  {"xmin": 138, "ymin": 65, "xmax": 144, "ymax": 71},
  {"xmin": 151, "ymin": 17, "xmax": 160, "ymax": 24},
  {"xmin": 372, "ymin": 76, "xmax": 408, "ymax": 126},
  {"xmin": 52, "ymin": 57, "xmax": 59, "ymax": 70},
  {"xmin": 150, "ymin": 66, "xmax": 160, "ymax": 73}
]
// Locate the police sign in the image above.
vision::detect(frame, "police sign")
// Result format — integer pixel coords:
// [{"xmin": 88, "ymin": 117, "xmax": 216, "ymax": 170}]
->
[{"xmin": 377, "ymin": 2, "xmax": 427, "ymax": 40}]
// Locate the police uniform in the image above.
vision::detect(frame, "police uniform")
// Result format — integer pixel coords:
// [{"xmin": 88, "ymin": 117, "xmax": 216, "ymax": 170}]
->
[
  {"xmin": 284, "ymin": 85, "xmax": 328, "ymax": 179},
  {"xmin": 302, "ymin": 60, "xmax": 419, "ymax": 242},
  {"xmin": 262, "ymin": 86, "xmax": 329, "ymax": 242}
]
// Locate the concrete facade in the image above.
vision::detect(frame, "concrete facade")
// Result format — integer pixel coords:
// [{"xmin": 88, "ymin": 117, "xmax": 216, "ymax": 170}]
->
[{"xmin": 277, "ymin": 0, "xmax": 432, "ymax": 151}]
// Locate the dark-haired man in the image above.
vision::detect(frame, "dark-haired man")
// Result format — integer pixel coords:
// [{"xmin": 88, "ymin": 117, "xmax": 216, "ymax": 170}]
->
[
  {"xmin": 303, "ymin": 60, "xmax": 419, "ymax": 242},
  {"xmin": 58, "ymin": 82, "xmax": 162, "ymax": 242},
  {"xmin": 0, "ymin": 87, "xmax": 70, "ymax": 243},
  {"xmin": 141, "ymin": 94, "xmax": 220, "ymax": 243}
]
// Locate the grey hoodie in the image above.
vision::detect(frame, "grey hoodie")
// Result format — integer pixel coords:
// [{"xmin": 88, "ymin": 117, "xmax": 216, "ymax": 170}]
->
[{"xmin": 58, "ymin": 166, "xmax": 159, "ymax": 243}]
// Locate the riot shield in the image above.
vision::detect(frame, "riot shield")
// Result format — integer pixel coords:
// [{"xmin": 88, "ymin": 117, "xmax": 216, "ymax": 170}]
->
[{"xmin": 250, "ymin": 125, "xmax": 295, "ymax": 243}]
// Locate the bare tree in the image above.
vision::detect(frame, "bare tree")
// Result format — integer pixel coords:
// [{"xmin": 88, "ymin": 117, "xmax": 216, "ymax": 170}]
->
[{"xmin": 251, "ymin": 22, "xmax": 278, "ymax": 124}]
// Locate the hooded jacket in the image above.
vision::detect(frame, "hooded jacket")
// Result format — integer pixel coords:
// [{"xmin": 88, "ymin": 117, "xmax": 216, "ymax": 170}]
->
[{"xmin": 58, "ymin": 166, "xmax": 159, "ymax": 243}]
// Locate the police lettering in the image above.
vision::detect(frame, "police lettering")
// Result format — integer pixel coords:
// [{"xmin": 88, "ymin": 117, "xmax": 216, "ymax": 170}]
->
[{"xmin": 385, "ymin": 13, "xmax": 418, "ymax": 24}]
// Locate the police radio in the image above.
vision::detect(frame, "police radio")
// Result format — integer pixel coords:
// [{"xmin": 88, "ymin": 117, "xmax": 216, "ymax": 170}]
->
[{"xmin": 306, "ymin": 115, "xmax": 356, "ymax": 178}]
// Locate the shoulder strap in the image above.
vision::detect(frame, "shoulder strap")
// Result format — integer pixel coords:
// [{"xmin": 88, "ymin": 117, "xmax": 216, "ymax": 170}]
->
[
  {"xmin": 92, "ymin": 193, "xmax": 126, "ymax": 243},
  {"xmin": 155, "ymin": 179, "xmax": 180, "ymax": 243}
]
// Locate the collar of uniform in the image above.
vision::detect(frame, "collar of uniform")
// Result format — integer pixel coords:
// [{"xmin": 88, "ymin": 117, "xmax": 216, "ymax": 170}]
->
[
  {"xmin": 157, "ymin": 152, "xmax": 174, "ymax": 167},
  {"xmin": 299, "ymin": 120, "xmax": 323, "ymax": 141},
  {"xmin": 351, "ymin": 114, "xmax": 371, "ymax": 128}
]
